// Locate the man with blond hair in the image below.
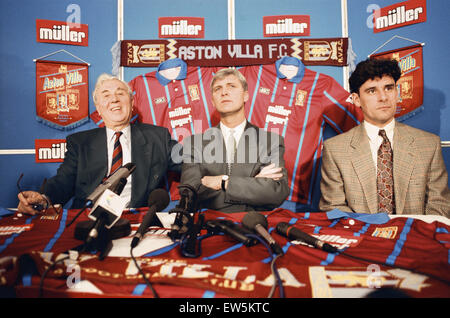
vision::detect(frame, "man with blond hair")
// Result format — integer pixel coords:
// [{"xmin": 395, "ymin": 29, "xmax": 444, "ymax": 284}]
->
[{"xmin": 181, "ymin": 68, "xmax": 289, "ymax": 212}]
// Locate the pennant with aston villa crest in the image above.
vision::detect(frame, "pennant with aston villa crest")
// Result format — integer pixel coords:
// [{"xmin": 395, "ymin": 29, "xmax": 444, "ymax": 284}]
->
[
  {"xmin": 371, "ymin": 44, "xmax": 424, "ymax": 120},
  {"xmin": 36, "ymin": 60, "xmax": 89, "ymax": 130}
]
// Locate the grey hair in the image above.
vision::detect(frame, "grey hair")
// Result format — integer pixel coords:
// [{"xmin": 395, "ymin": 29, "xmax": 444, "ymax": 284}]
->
[
  {"xmin": 92, "ymin": 73, "xmax": 133, "ymax": 104},
  {"xmin": 210, "ymin": 68, "xmax": 248, "ymax": 93}
]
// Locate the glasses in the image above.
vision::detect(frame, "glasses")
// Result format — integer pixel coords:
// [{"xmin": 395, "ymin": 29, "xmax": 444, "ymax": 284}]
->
[{"xmin": 17, "ymin": 173, "xmax": 57, "ymax": 215}]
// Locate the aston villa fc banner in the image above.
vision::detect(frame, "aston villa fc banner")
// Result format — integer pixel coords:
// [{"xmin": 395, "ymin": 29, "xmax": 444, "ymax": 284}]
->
[
  {"xmin": 371, "ymin": 44, "xmax": 424, "ymax": 120},
  {"xmin": 36, "ymin": 60, "xmax": 89, "ymax": 130},
  {"xmin": 121, "ymin": 37, "xmax": 349, "ymax": 67}
]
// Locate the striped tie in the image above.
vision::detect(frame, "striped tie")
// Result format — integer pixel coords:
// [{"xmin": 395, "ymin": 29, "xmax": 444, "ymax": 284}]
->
[{"xmin": 109, "ymin": 131, "xmax": 123, "ymax": 176}]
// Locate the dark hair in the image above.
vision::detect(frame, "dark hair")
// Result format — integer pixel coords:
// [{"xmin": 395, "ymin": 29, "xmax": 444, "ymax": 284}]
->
[{"xmin": 349, "ymin": 58, "xmax": 401, "ymax": 94}]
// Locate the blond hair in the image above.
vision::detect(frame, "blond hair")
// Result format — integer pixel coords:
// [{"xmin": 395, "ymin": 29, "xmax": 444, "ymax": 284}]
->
[{"xmin": 210, "ymin": 68, "xmax": 248, "ymax": 93}]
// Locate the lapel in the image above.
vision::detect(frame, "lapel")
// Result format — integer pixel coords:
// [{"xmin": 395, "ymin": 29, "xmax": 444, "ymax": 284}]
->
[
  {"xmin": 87, "ymin": 128, "xmax": 108, "ymax": 187},
  {"xmin": 210, "ymin": 121, "xmax": 259, "ymax": 175},
  {"xmin": 130, "ymin": 124, "xmax": 153, "ymax": 204},
  {"xmin": 392, "ymin": 122, "xmax": 416, "ymax": 213},
  {"xmin": 203, "ymin": 125, "xmax": 227, "ymax": 172},
  {"xmin": 233, "ymin": 121, "xmax": 259, "ymax": 175},
  {"xmin": 349, "ymin": 124, "xmax": 378, "ymax": 214}
]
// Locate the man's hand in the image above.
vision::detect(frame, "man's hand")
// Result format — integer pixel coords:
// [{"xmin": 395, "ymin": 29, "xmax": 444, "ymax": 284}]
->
[
  {"xmin": 255, "ymin": 163, "xmax": 283, "ymax": 180},
  {"xmin": 201, "ymin": 175, "xmax": 223, "ymax": 190},
  {"xmin": 17, "ymin": 191, "xmax": 47, "ymax": 215}
]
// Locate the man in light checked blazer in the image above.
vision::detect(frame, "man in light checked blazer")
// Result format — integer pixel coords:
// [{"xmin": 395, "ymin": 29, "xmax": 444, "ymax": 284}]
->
[{"xmin": 319, "ymin": 58, "xmax": 450, "ymax": 217}]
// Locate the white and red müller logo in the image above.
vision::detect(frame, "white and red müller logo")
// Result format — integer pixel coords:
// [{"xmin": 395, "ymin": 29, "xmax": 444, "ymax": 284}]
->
[
  {"xmin": 35, "ymin": 139, "xmax": 67, "ymax": 163},
  {"xmin": 373, "ymin": 0, "xmax": 426, "ymax": 33},
  {"xmin": 263, "ymin": 15, "xmax": 310, "ymax": 37},
  {"xmin": 159, "ymin": 17, "xmax": 204, "ymax": 38},
  {"xmin": 36, "ymin": 19, "xmax": 89, "ymax": 46}
]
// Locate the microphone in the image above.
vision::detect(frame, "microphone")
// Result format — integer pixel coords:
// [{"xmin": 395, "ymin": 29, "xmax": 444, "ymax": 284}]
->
[
  {"xmin": 85, "ymin": 178, "xmax": 128, "ymax": 246},
  {"xmin": 86, "ymin": 162, "xmax": 136, "ymax": 204},
  {"xmin": 276, "ymin": 222, "xmax": 338, "ymax": 253},
  {"xmin": 176, "ymin": 184, "xmax": 199, "ymax": 214},
  {"xmin": 242, "ymin": 212, "xmax": 283, "ymax": 255},
  {"xmin": 168, "ymin": 184, "xmax": 199, "ymax": 241},
  {"xmin": 131, "ymin": 189, "xmax": 170, "ymax": 248},
  {"xmin": 206, "ymin": 219, "xmax": 258, "ymax": 246}
]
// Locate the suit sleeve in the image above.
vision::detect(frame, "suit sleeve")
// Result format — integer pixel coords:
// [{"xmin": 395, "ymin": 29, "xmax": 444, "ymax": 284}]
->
[
  {"xmin": 163, "ymin": 128, "xmax": 182, "ymax": 174},
  {"xmin": 319, "ymin": 140, "xmax": 353, "ymax": 212},
  {"xmin": 425, "ymin": 138, "xmax": 450, "ymax": 217},
  {"xmin": 180, "ymin": 134, "xmax": 223, "ymax": 202},
  {"xmin": 42, "ymin": 134, "xmax": 78, "ymax": 206},
  {"xmin": 225, "ymin": 133, "xmax": 289, "ymax": 209}
]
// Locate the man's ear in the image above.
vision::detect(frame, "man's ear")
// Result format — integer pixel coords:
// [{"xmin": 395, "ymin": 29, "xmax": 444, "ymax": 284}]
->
[
  {"xmin": 243, "ymin": 90, "xmax": 249, "ymax": 103},
  {"xmin": 351, "ymin": 92, "xmax": 361, "ymax": 108}
]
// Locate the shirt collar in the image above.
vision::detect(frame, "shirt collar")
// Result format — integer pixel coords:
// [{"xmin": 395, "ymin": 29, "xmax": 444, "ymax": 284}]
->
[
  {"xmin": 220, "ymin": 119, "xmax": 246, "ymax": 138},
  {"xmin": 364, "ymin": 119, "xmax": 395, "ymax": 142},
  {"xmin": 106, "ymin": 125, "xmax": 131, "ymax": 143},
  {"xmin": 156, "ymin": 58, "xmax": 188, "ymax": 86},
  {"xmin": 275, "ymin": 56, "xmax": 305, "ymax": 83}
]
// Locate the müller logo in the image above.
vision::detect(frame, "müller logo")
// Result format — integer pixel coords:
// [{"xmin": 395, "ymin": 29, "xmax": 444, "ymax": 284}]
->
[
  {"xmin": 35, "ymin": 139, "xmax": 67, "ymax": 163},
  {"xmin": 373, "ymin": 0, "xmax": 426, "ymax": 33},
  {"xmin": 36, "ymin": 19, "xmax": 89, "ymax": 46},
  {"xmin": 263, "ymin": 15, "xmax": 310, "ymax": 37},
  {"xmin": 159, "ymin": 17, "xmax": 204, "ymax": 38}
]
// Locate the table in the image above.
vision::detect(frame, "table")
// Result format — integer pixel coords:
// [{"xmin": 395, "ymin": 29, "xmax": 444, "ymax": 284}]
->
[{"xmin": 1, "ymin": 207, "xmax": 449, "ymax": 298}]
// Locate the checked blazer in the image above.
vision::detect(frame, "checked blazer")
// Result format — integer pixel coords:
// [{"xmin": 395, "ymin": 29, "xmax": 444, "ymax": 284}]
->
[{"xmin": 319, "ymin": 121, "xmax": 450, "ymax": 217}]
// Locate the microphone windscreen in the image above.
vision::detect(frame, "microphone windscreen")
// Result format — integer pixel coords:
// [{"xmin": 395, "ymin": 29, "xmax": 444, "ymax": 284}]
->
[
  {"xmin": 148, "ymin": 188, "xmax": 170, "ymax": 211},
  {"xmin": 242, "ymin": 211, "xmax": 268, "ymax": 231},
  {"xmin": 123, "ymin": 162, "xmax": 136, "ymax": 173},
  {"xmin": 276, "ymin": 222, "xmax": 290, "ymax": 235}
]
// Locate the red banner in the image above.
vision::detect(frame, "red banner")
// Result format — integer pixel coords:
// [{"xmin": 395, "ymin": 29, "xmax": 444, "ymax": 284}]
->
[
  {"xmin": 35, "ymin": 139, "xmax": 66, "ymax": 163},
  {"xmin": 373, "ymin": 0, "xmax": 426, "ymax": 33},
  {"xmin": 371, "ymin": 44, "xmax": 424, "ymax": 120},
  {"xmin": 121, "ymin": 37, "xmax": 348, "ymax": 67},
  {"xmin": 35, "ymin": 60, "xmax": 89, "ymax": 130},
  {"xmin": 36, "ymin": 19, "xmax": 89, "ymax": 46},
  {"xmin": 263, "ymin": 15, "xmax": 310, "ymax": 37},
  {"xmin": 158, "ymin": 17, "xmax": 204, "ymax": 38}
]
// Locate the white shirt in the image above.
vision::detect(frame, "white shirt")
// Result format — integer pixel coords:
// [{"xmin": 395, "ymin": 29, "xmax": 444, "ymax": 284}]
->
[
  {"xmin": 220, "ymin": 120, "xmax": 246, "ymax": 152},
  {"xmin": 106, "ymin": 126, "xmax": 132, "ymax": 205},
  {"xmin": 363, "ymin": 119, "xmax": 395, "ymax": 169}
]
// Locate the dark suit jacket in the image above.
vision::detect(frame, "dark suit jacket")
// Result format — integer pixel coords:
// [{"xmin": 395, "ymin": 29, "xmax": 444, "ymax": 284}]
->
[
  {"xmin": 181, "ymin": 122, "xmax": 289, "ymax": 212},
  {"xmin": 43, "ymin": 123, "xmax": 180, "ymax": 208},
  {"xmin": 319, "ymin": 122, "xmax": 450, "ymax": 216}
]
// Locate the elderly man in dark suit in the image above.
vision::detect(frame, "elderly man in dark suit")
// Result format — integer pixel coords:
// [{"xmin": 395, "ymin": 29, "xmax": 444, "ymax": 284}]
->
[
  {"xmin": 180, "ymin": 68, "xmax": 289, "ymax": 212},
  {"xmin": 319, "ymin": 59, "xmax": 450, "ymax": 216},
  {"xmin": 18, "ymin": 73, "xmax": 180, "ymax": 214}
]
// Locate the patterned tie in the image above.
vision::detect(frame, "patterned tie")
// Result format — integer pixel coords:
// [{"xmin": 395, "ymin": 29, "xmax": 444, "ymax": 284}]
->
[
  {"xmin": 109, "ymin": 131, "xmax": 123, "ymax": 176},
  {"xmin": 377, "ymin": 129, "xmax": 395, "ymax": 214},
  {"xmin": 226, "ymin": 129, "xmax": 236, "ymax": 173}
]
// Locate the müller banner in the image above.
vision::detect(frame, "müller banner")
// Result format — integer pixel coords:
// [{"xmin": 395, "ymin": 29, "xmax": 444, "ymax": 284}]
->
[
  {"xmin": 120, "ymin": 37, "xmax": 349, "ymax": 67},
  {"xmin": 370, "ymin": 44, "xmax": 424, "ymax": 120},
  {"xmin": 35, "ymin": 59, "xmax": 89, "ymax": 130}
]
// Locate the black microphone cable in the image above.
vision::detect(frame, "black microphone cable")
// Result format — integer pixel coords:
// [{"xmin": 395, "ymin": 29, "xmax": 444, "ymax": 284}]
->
[
  {"xmin": 245, "ymin": 233, "xmax": 285, "ymax": 298},
  {"xmin": 130, "ymin": 245, "xmax": 159, "ymax": 298},
  {"xmin": 38, "ymin": 254, "xmax": 70, "ymax": 298},
  {"xmin": 66, "ymin": 201, "xmax": 92, "ymax": 228}
]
